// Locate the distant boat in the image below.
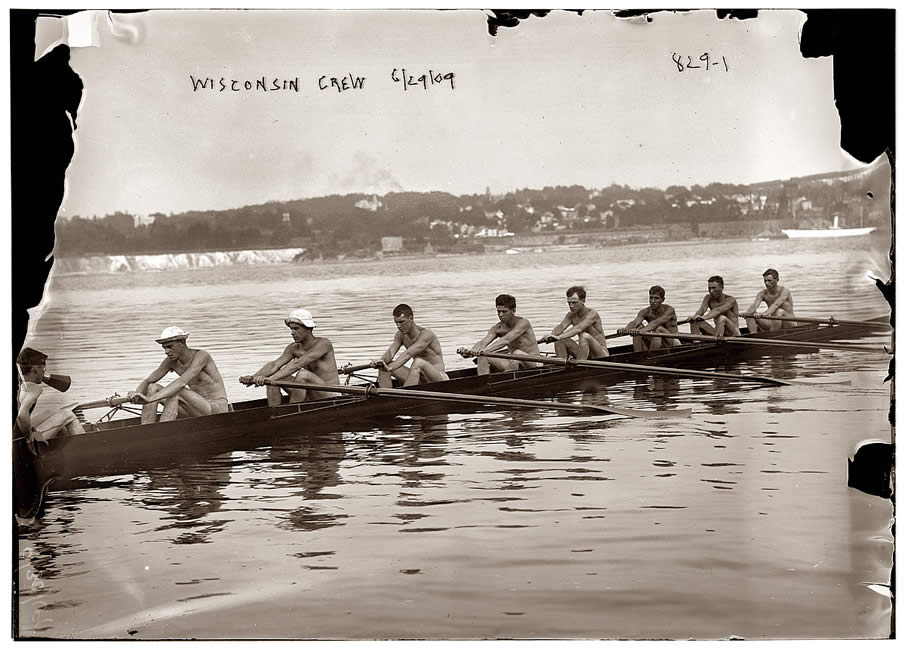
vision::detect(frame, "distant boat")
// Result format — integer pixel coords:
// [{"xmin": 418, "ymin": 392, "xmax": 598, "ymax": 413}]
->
[
  {"xmin": 782, "ymin": 226, "xmax": 876, "ymax": 239},
  {"xmin": 782, "ymin": 215, "xmax": 876, "ymax": 239}
]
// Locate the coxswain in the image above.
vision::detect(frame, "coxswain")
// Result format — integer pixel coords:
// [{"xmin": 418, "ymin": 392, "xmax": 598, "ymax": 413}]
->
[{"xmin": 15, "ymin": 347, "xmax": 85, "ymax": 450}]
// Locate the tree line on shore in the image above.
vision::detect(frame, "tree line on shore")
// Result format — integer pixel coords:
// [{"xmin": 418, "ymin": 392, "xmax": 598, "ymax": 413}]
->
[{"xmin": 55, "ymin": 164, "xmax": 888, "ymax": 258}]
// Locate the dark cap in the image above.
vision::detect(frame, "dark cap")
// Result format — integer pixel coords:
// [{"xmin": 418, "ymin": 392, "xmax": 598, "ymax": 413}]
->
[{"xmin": 17, "ymin": 347, "xmax": 48, "ymax": 365}]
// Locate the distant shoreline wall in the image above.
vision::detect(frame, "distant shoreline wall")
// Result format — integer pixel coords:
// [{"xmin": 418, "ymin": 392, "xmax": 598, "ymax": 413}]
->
[{"xmin": 54, "ymin": 248, "xmax": 306, "ymax": 274}]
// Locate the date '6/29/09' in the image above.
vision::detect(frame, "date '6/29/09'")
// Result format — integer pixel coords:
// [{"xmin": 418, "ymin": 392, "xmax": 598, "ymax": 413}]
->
[{"xmin": 391, "ymin": 68, "xmax": 456, "ymax": 91}]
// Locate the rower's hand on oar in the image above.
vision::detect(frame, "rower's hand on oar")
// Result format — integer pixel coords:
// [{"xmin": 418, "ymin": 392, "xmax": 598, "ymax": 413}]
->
[
  {"xmin": 456, "ymin": 347, "xmax": 474, "ymax": 358},
  {"xmin": 239, "ymin": 375, "xmax": 256, "ymax": 386},
  {"xmin": 689, "ymin": 315, "xmax": 704, "ymax": 322},
  {"xmin": 538, "ymin": 335, "xmax": 557, "ymax": 344},
  {"xmin": 370, "ymin": 360, "xmax": 389, "ymax": 371},
  {"xmin": 130, "ymin": 393, "xmax": 151, "ymax": 404}
]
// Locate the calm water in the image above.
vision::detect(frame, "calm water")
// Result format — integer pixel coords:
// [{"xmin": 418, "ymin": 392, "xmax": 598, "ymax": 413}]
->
[{"xmin": 17, "ymin": 237, "xmax": 894, "ymax": 639}]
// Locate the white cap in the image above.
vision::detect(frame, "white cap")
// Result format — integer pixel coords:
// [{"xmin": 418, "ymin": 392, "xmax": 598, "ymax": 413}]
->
[
  {"xmin": 285, "ymin": 308, "xmax": 316, "ymax": 328},
  {"xmin": 155, "ymin": 326, "xmax": 190, "ymax": 344}
]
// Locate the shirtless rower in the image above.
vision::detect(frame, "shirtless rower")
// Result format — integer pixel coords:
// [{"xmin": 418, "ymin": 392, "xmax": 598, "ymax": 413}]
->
[
  {"xmin": 373, "ymin": 303, "xmax": 448, "ymax": 387},
  {"xmin": 744, "ymin": 268, "xmax": 795, "ymax": 332},
  {"xmin": 539, "ymin": 286, "xmax": 609, "ymax": 359},
  {"xmin": 243, "ymin": 309, "xmax": 339, "ymax": 405},
  {"xmin": 457, "ymin": 294, "xmax": 539, "ymax": 374},
  {"xmin": 618, "ymin": 285, "xmax": 680, "ymax": 351},
  {"xmin": 688, "ymin": 275, "xmax": 740, "ymax": 337},
  {"xmin": 130, "ymin": 327, "xmax": 230, "ymax": 423},
  {"xmin": 15, "ymin": 347, "xmax": 85, "ymax": 451}
]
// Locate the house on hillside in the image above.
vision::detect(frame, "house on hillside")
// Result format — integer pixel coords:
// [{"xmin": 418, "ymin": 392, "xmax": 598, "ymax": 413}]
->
[{"xmin": 381, "ymin": 236, "xmax": 403, "ymax": 253}]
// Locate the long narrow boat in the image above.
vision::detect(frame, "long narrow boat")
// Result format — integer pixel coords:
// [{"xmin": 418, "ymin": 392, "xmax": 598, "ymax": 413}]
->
[{"xmin": 14, "ymin": 317, "xmax": 887, "ymax": 512}]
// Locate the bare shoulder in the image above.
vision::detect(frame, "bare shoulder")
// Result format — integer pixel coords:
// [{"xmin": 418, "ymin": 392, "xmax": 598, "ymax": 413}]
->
[{"xmin": 314, "ymin": 336, "xmax": 335, "ymax": 351}]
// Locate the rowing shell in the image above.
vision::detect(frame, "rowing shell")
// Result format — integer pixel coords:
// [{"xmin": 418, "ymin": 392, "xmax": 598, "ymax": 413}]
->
[{"xmin": 14, "ymin": 318, "xmax": 884, "ymax": 489}]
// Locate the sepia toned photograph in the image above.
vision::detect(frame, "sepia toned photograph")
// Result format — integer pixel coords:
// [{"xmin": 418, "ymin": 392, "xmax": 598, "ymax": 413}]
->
[{"xmin": 11, "ymin": 8, "xmax": 894, "ymax": 640}]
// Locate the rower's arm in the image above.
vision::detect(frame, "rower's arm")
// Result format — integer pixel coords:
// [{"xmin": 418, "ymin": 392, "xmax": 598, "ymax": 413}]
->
[
  {"xmin": 763, "ymin": 288, "xmax": 792, "ymax": 315},
  {"xmin": 693, "ymin": 296, "xmax": 709, "ymax": 318},
  {"xmin": 550, "ymin": 315, "xmax": 570, "ymax": 337},
  {"xmin": 703, "ymin": 296, "xmax": 737, "ymax": 319},
  {"xmin": 381, "ymin": 333, "xmax": 403, "ymax": 365},
  {"xmin": 15, "ymin": 391, "xmax": 38, "ymax": 436},
  {"xmin": 386, "ymin": 331, "xmax": 433, "ymax": 372},
  {"xmin": 745, "ymin": 290, "xmax": 765, "ymax": 315},
  {"xmin": 623, "ymin": 309, "xmax": 646, "ymax": 331},
  {"xmin": 558, "ymin": 310, "xmax": 599, "ymax": 339},
  {"xmin": 485, "ymin": 319, "xmax": 530, "ymax": 353},
  {"xmin": 470, "ymin": 328, "xmax": 499, "ymax": 353},
  {"xmin": 641, "ymin": 305, "xmax": 676, "ymax": 331},
  {"xmin": 134, "ymin": 360, "xmax": 171, "ymax": 394},
  {"xmin": 254, "ymin": 345, "xmax": 296, "ymax": 379},
  {"xmin": 271, "ymin": 340, "xmax": 332, "ymax": 381},
  {"xmin": 146, "ymin": 352, "xmax": 210, "ymax": 403}
]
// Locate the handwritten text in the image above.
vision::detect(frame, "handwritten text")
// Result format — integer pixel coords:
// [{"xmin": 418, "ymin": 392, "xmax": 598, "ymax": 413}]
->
[
  {"xmin": 672, "ymin": 53, "xmax": 729, "ymax": 72},
  {"xmin": 190, "ymin": 75, "xmax": 300, "ymax": 92},
  {"xmin": 391, "ymin": 68, "xmax": 455, "ymax": 91}
]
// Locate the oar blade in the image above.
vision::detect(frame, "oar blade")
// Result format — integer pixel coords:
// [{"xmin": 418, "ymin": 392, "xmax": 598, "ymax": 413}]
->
[{"xmin": 592, "ymin": 404, "xmax": 692, "ymax": 418}]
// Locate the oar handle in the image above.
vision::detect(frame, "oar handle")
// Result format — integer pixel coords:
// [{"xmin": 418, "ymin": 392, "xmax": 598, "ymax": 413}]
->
[
  {"xmin": 609, "ymin": 318, "xmax": 693, "ymax": 339},
  {"xmin": 76, "ymin": 395, "xmax": 133, "ymax": 410},
  {"xmin": 340, "ymin": 362, "xmax": 379, "ymax": 374}
]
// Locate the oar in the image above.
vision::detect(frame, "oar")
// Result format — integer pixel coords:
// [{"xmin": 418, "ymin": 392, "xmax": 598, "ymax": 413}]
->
[
  {"xmin": 630, "ymin": 330, "xmax": 888, "ymax": 353},
  {"xmin": 251, "ymin": 378, "xmax": 691, "ymax": 419},
  {"xmin": 340, "ymin": 362, "xmax": 378, "ymax": 375},
  {"xmin": 743, "ymin": 314, "xmax": 890, "ymax": 329},
  {"xmin": 74, "ymin": 395, "xmax": 133, "ymax": 410},
  {"xmin": 605, "ymin": 318, "xmax": 693, "ymax": 340},
  {"xmin": 465, "ymin": 350, "xmax": 791, "ymax": 386}
]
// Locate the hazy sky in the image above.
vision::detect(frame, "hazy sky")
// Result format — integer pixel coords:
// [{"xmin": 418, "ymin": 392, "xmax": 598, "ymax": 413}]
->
[{"xmin": 55, "ymin": 9, "xmax": 861, "ymax": 218}]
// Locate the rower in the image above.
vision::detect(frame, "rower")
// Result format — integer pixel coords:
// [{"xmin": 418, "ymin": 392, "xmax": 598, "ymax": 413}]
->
[
  {"xmin": 373, "ymin": 303, "xmax": 449, "ymax": 387},
  {"xmin": 458, "ymin": 294, "xmax": 540, "ymax": 374},
  {"xmin": 244, "ymin": 309, "xmax": 340, "ymax": 405},
  {"xmin": 130, "ymin": 327, "xmax": 230, "ymax": 423},
  {"xmin": 618, "ymin": 285, "xmax": 680, "ymax": 351},
  {"xmin": 744, "ymin": 268, "xmax": 795, "ymax": 333},
  {"xmin": 688, "ymin": 275, "xmax": 740, "ymax": 337},
  {"xmin": 539, "ymin": 286, "xmax": 609, "ymax": 360},
  {"xmin": 15, "ymin": 347, "xmax": 85, "ymax": 451}
]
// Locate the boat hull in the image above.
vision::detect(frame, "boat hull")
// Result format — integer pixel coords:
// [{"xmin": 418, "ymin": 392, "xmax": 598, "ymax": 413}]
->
[{"xmin": 15, "ymin": 318, "xmax": 886, "ymax": 497}]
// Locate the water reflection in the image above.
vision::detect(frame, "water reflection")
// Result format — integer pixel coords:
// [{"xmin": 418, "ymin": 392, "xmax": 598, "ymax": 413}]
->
[
  {"xmin": 136, "ymin": 459, "xmax": 233, "ymax": 545},
  {"xmin": 270, "ymin": 431, "xmax": 348, "ymax": 532}
]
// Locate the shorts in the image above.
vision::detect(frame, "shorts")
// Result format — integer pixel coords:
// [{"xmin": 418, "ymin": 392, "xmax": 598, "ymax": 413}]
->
[{"xmin": 207, "ymin": 396, "xmax": 230, "ymax": 414}]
